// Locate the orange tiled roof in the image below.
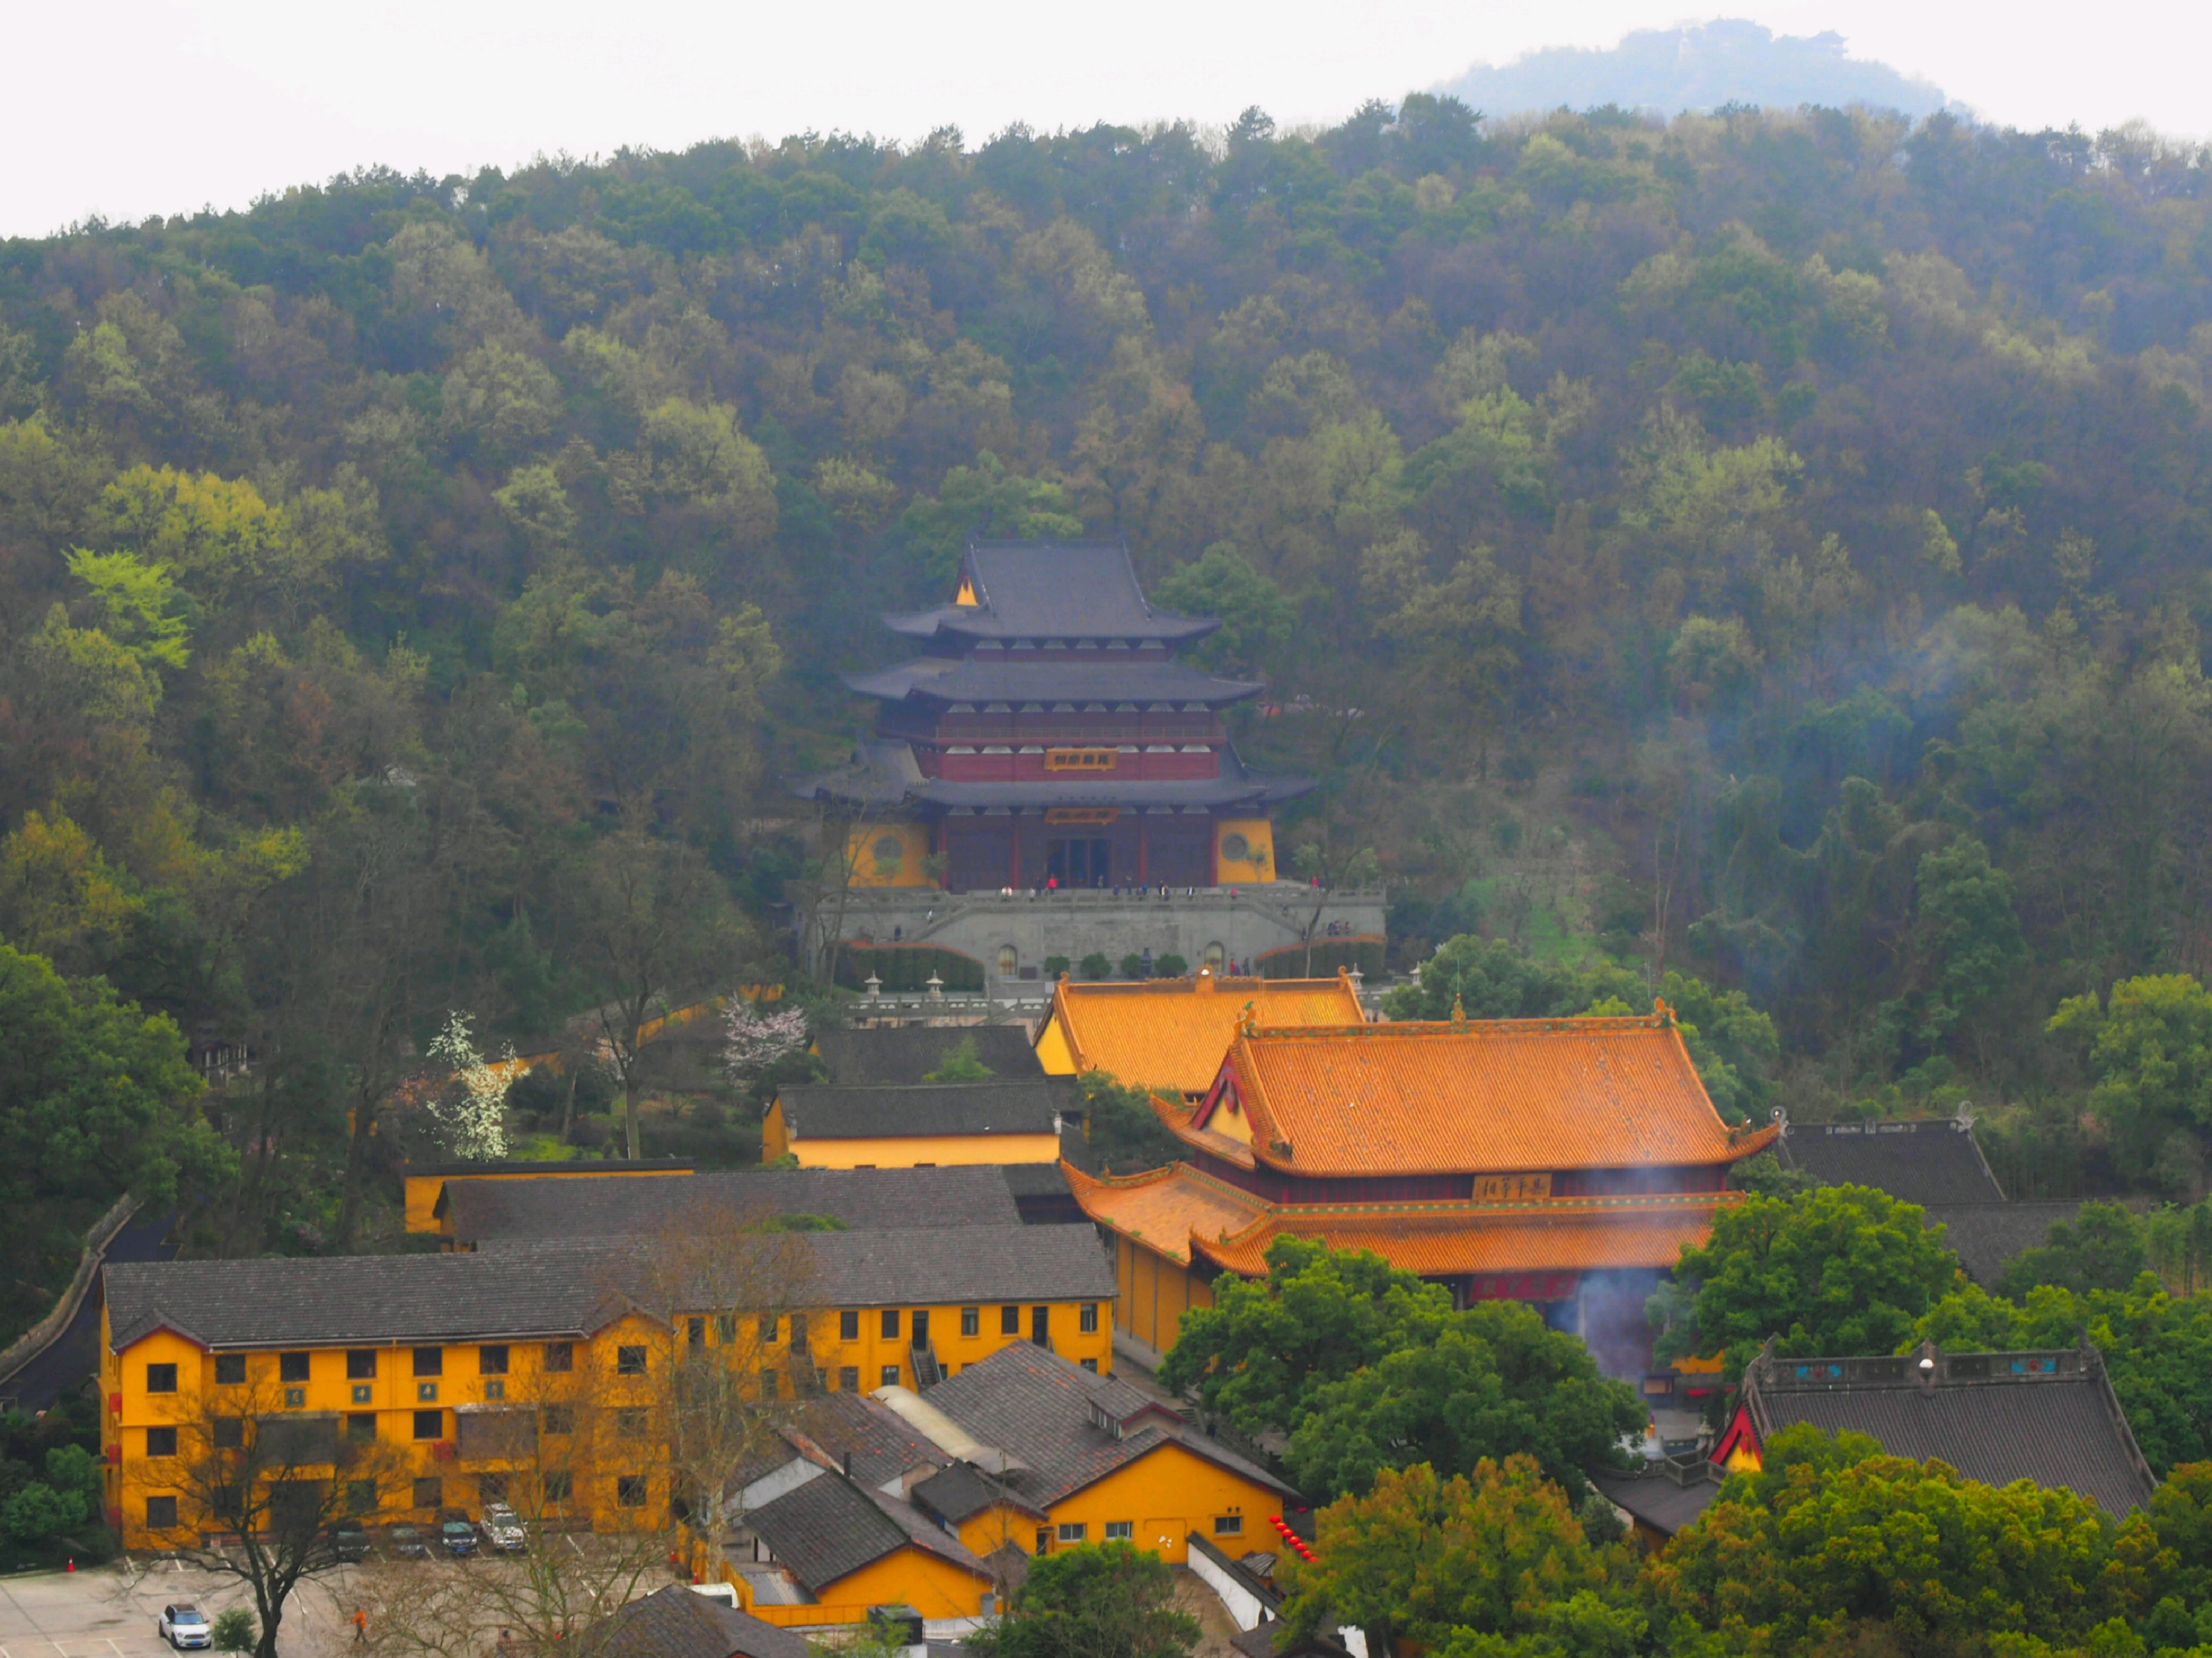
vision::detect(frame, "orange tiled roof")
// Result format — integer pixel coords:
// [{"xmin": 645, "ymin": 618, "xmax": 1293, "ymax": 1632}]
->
[
  {"xmin": 1050, "ymin": 971, "xmax": 1366, "ymax": 1096},
  {"xmin": 1063, "ymin": 1160, "xmax": 1735, "ymax": 1277},
  {"xmin": 1222, "ymin": 1016, "xmax": 1778, "ymax": 1178},
  {"xmin": 1060, "ymin": 1162, "xmax": 1267, "ymax": 1266}
]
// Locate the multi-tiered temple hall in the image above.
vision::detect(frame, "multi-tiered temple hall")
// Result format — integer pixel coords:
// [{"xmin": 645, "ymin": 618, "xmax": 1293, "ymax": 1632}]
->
[{"xmin": 801, "ymin": 539, "xmax": 1313, "ymax": 893}]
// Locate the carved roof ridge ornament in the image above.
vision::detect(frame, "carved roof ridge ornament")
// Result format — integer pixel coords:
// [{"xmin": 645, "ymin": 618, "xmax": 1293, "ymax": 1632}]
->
[{"xmin": 1450, "ymin": 993, "xmax": 1469, "ymax": 1033}]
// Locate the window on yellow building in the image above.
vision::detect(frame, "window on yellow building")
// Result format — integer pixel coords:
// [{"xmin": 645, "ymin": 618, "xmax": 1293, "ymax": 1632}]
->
[
  {"xmin": 347, "ymin": 1480, "xmax": 377, "ymax": 1514},
  {"xmin": 881, "ymin": 1310, "xmax": 900, "ymax": 1339},
  {"xmin": 1213, "ymin": 1515, "xmax": 1243, "ymax": 1536},
  {"xmin": 146, "ymin": 1495, "xmax": 178, "ymax": 1529},
  {"xmin": 541, "ymin": 1406, "xmax": 573, "ymax": 1436},
  {"xmin": 791, "ymin": 1315, "xmax": 810, "ymax": 1351},
  {"xmin": 617, "ymin": 1475, "xmax": 647, "ymax": 1508},
  {"xmin": 481, "ymin": 1345, "xmax": 509, "ymax": 1375},
  {"xmin": 1057, "ymin": 1523, "xmax": 1087, "ymax": 1543},
  {"xmin": 1080, "ymin": 1303, "xmax": 1099, "ymax": 1333},
  {"xmin": 760, "ymin": 1314, "xmax": 780, "ymax": 1343},
  {"xmin": 1000, "ymin": 1306, "xmax": 1020, "ymax": 1336},
  {"xmin": 839, "ymin": 1367, "xmax": 859, "ymax": 1391},
  {"xmin": 544, "ymin": 1471, "xmax": 572, "ymax": 1502},
  {"xmin": 760, "ymin": 1369, "xmax": 780, "ymax": 1400},
  {"xmin": 1080, "ymin": 1358, "xmax": 1099, "ymax": 1373},
  {"xmin": 1035, "ymin": 1528, "xmax": 1051, "ymax": 1554},
  {"xmin": 617, "ymin": 1409, "xmax": 648, "ymax": 1437},
  {"xmin": 1105, "ymin": 1521, "xmax": 1133, "ymax": 1541},
  {"xmin": 617, "ymin": 1346, "xmax": 647, "ymax": 1375},
  {"xmin": 717, "ymin": 1314, "xmax": 736, "ymax": 1344},
  {"xmin": 146, "ymin": 1427, "xmax": 177, "ymax": 1457},
  {"xmin": 347, "ymin": 1350, "xmax": 377, "ymax": 1380},
  {"xmin": 961, "ymin": 1307, "xmax": 979, "ymax": 1337},
  {"xmin": 544, "ymin": 1342, "xmax": 573, "ymax": 1373},
  {"xmin": 213, "ymin": 1418, "xmax": 242, "ymax": 1450},
  {"xmin": 880, "ymin": 1364, "xmax": 900, "ymax": 1387},
  {"xmin": 413, "ymin": 1477, "xmax": 441, "ymax": 1509},
  {"xmin": 147, "ymin": 1363, "xmax": 177, "ymax": 1393},
  {"xmin": 478, "ymin": 1474, "xmax": 507, "ymax": 1504},
  {"xmin": 347, "ymin": 1414, "xmax": 375, "ymax": 1443},
  {"xmin": 413, "ymin": 1410, "xmax": 443, "ymax": 1441},
  {"xmin": 280, "ymin": 1352, "xmax": 310, "ymax": 1383},
  {"xmin": 215, "ymin": 1354, "xmax": 245, "ymax": 1385},
  {"xmin": 839, "ymin": 1311, "xmax": 859, "ymax": 1341},
  {"xmin": 413, "ymin": 1348, "xmax": 442, "ymax": 1378},
  {"xmin": 686, "ymin": 1319, "xmax": 705, "ymax": 1350}
]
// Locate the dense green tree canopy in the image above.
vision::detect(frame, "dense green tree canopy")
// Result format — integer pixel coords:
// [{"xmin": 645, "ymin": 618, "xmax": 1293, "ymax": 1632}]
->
[
  {"xmin": 1645, "ymin": 1425, "xmax": 2198, "ymax": 1657},
  {"xmin": 969, "ymin": 1541, "xmax": 1199, "ymax": 1658},
  {"xmin": 1283, "ymin": 1303, "xmax": 1645, "ymax": 1503},
  {"xmin": 6, "ymin": 100, "xmax": 2212, "ymax": 1249},
  {"xmin": 1661, "ymin": 1184, "xmax": 1961, "ymax": 1374}
]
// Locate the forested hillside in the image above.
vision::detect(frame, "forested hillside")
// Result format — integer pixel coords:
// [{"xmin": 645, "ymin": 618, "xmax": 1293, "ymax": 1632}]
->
[{"xmin": 4, "ymin": 99, "xmax": 2212, "ymax": 1262}]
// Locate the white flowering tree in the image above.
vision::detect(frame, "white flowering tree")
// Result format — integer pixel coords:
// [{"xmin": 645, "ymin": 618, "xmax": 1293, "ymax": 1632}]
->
[
  {"xmin": 723, "ymin": 996, "xmax": 809, "ymax": 1094},
  {"xmin": 424, "ymin": 1011, "xmax": 512, "ymax": 1160}
]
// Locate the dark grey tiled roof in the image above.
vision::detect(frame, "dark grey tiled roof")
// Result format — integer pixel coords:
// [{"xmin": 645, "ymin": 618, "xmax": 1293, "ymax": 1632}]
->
[
  {"xmin": 791, "ymin": 740, "xmax": 925, "ymax": 808},
  {"xmin": 786, "ymin": 1391, "xmax": 945, "ymax": 1490},
  {"xmin": 746, "ymin": 1472, "xmax": 988, "ymax": 1594},
  {"xmin": 796, "ymin": 740, "xmax": 1312, "ymax": 812},
  {"xmin": 449, "ymin": 1167, "xmax": 1021, "ymax": 1245},
  {"xmin": 816, "ymin": 1027, "xmax": 1045, "ymax": 1087},
  {"xmin": 912, "ymin": 1462, "xmax": 1018, "ymax": 1525},
  {"xmin": 844, "ymin": 658, "xmax": 1261, "ymax": 707},
  {"xmin": 1743, "ymin": 1345, "xmax": 2158, "ymax": 1515},
  {"xmin": 780, "ymin": 1081, "xmax": 1071, "ymax": 1142},
  {"xmin": 1777, "ymin": 1120, "xmax": 2006, "ymax": 1205},
  {"xmin": 593, "ymin": 1584, "xmax": 809, "ymax": 1658},
  {"xmin": 105, "ymin": 1242, "xmax": 624, "ymax": 1350},
  {"xmin": 802, "ymin": 1225, "xmax": 1114, "ymax": 1309},
  {"xmin": 1588, "ymin": 1463, "xmax": 1724, "ymax": 1536},
  {"xmin": 999, "ymin": 1162, "xmax": 1074, "ymax": 1197},
  {"xmin": 405, "ymin": 1158, "xmax": 692, "ymax": 1179},
  {"xmin": 908, "ymin": 772, "xmax": 1310, "ymax": 810},
  {"xmin": 1923, "ymin": 1202, "xmax": 2085, "ymax": 1285},
  {"xmin": 883, "ymin": 542, "xmax": 1216, "ymax": 644},
  {"xmin": 920, "ymin": 1343, "xmax": 1297, "ymax": 1509}
]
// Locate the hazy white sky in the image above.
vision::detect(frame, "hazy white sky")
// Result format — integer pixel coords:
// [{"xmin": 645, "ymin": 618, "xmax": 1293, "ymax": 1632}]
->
[{"xmin": 7, "ymin": 0, "xmax": 2206, "ymax": 239}]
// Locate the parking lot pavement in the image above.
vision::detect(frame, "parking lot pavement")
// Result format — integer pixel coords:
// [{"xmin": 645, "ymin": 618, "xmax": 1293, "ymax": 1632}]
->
[{"xmin": 0, "ymin": 1558, "xmax": 352, "ymax": 1658}]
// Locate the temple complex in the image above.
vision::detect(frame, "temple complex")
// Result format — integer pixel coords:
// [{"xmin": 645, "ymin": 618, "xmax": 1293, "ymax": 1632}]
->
[
  {"xmin": 792, "ymin": 540, "xmax": 1382, "ymax": 991},
  {"xmin": 1067, "ymin": 1006, "xmax": 1779, "ymax": 1373}
]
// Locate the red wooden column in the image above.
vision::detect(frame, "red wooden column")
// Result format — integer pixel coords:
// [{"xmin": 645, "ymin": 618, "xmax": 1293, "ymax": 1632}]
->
[{"xmin": 1138, "ymin": 815, "xmax": 1149, "ymax": 882}]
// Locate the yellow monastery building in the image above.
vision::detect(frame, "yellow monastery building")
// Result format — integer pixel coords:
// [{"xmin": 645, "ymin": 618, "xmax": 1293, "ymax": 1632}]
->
[
  {"xmin": 762, "ymin": 1080, "xmax": 1069, "ymax": 1169},
  {"xmin": 101, "ymin": 1220, "xmax": 1114, "ymax": 1551}
]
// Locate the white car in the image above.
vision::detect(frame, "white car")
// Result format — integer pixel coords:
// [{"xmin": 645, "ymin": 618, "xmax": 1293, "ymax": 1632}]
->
[
  {"xmin": 158, "ymin": 1605, "xmax": 212, "ymax": 1650},
  {"xmin": 478, "ymin": 1501, "xmax": 526, "ymax": 1552}
]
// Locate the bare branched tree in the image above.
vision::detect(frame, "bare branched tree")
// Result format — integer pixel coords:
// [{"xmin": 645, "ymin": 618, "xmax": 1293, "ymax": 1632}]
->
[{"xmin": 164, "ymin": 1377, "xmax": 411, "ymax": 1658}]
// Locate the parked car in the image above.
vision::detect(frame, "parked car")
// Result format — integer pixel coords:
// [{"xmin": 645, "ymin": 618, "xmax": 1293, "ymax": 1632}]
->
[
  {"xmin": 440, "ymin": 1518, "xmax": 478, "ymax": 1556},
  {"xmin": 331, "ymin": 1522, "xmax": 372, "ymax": 1562},
  {"xmin": 157, "ymin": 1605, "xmax": 212, "ymax": 1650},
  {"xmin": 478, "ymin": 1502, "xmax": 526, "ymax": 1552},
  {"xmin": 388, "ymin": 1524, "xmax": 430, "ymax": 1558}
]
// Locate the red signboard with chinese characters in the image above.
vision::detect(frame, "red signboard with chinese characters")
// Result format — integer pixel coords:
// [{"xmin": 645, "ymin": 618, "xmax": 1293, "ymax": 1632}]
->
[{"xmin": 1468, "ymin": 1274, "xmax": 1579, "ymax": 1302}]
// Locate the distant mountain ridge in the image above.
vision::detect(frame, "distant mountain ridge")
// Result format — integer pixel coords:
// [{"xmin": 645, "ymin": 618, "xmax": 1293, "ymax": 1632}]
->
[{"xmin": 1437, "ymin": 19, "xmax": 1954, "ymax": 121}]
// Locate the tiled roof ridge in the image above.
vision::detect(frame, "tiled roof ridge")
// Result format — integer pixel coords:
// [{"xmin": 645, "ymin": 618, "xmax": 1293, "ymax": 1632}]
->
[{"xmin": 1245, "ymin": 1013, "xmax": 1674, "ymax": 1040}]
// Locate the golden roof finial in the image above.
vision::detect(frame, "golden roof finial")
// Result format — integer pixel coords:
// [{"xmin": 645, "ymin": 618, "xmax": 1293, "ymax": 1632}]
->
[{"xmin": 1451, "ymin": 993, "xmax": 1469, "ymax": 1033}]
